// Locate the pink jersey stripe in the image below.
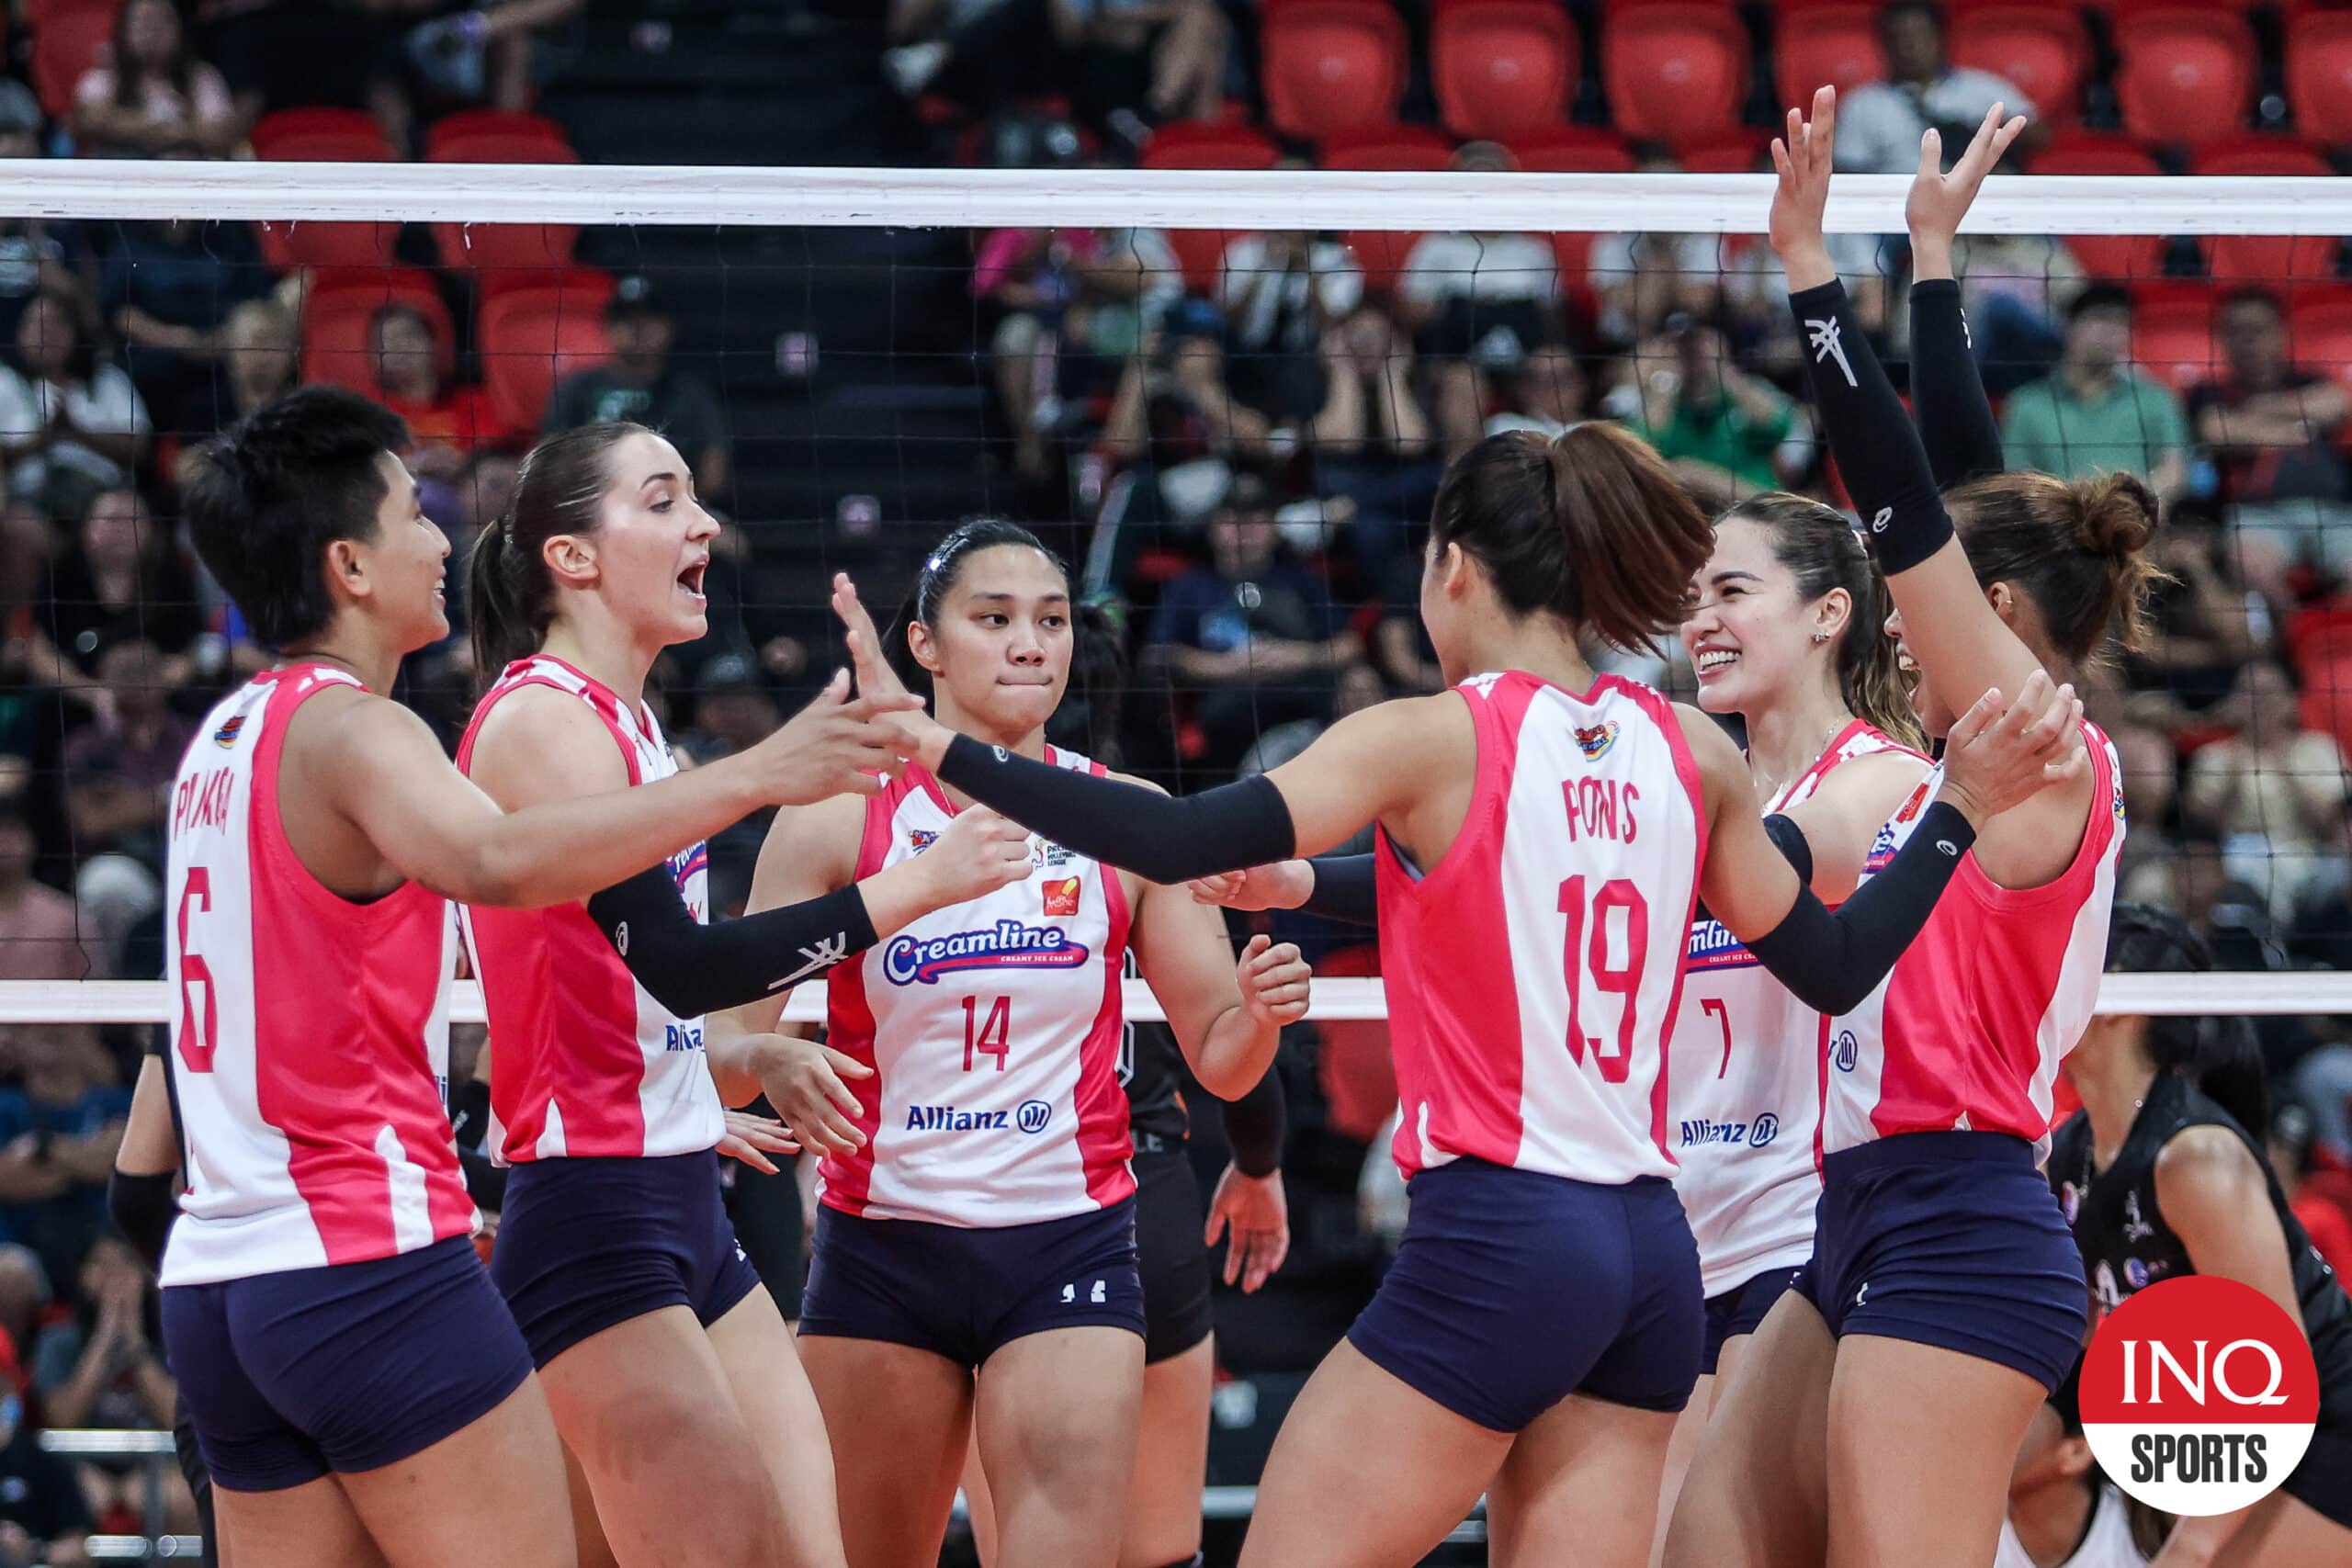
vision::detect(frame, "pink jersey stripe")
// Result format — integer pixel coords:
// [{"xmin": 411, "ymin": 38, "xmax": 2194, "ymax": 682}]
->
[
  {"xmin": 1609, "ymin": 679, "xmax": 1708, "ymax": 1162},
  {"xmin": 1074, "ymin": 858, "xmax": 1136, "ymax": 1207}
]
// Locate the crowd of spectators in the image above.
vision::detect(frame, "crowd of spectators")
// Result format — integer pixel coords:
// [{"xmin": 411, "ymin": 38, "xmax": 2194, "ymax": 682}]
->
[{"xmin": 5, "ymin": 3, "xmax": 2352, "ymax": 1551}]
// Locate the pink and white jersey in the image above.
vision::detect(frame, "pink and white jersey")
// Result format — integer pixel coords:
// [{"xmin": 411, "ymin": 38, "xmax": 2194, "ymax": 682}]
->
[
  {"xmin": 1825, "ymin": 719, "xmax": 2123, "ymax": 1153},
  {"xmin": 457, "ymin": 656, "xmax": 724, "ymax": 1163},
  {"xmin": 161, "ymin": 667, "xmax": 474, "ymax": 1288},
  {"xmin": 823, "ymin": 752, "xmax": 1135, "ymax": 1227},
  {"xmin": 1671, "ymin": 719, "xmax": 1928, "ymax": 1294},
  {"xmin": 1376, "ymin": 671, "xmax": 1706, "ymax": 1186}
]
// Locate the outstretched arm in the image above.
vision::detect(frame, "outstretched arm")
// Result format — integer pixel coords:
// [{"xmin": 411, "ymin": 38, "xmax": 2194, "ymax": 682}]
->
[{"xmin": 1905, "ymin": 107, "xmax": 2028, "ymax": 490}]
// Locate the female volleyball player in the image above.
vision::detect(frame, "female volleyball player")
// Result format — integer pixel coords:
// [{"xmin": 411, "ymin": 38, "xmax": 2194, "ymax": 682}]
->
[
  {"xmin": 162, "ymin": 388, "xmax": 913, "ymax": 1568},
  {"xmin": 1666, "ymin": 92, "xmax": 2154, "ymax": 1568},
  {"xmin": 728, "ymin": 520, "xmax": 1306, "ymax": 1568},
  {"xmin": 457, "ymin": 423, "xmax": 1039, "ymax": 1568},
  {"xmin": 2055, "ymin": 906, "xmax": 2352, "ymax": 1566},
  {"xmin": 831, "ymin": 424, "xmax": 2083, "ymax": 1568}
]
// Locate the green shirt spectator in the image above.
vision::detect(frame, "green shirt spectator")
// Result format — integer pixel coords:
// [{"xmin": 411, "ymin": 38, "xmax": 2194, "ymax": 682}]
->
[
  {"xmin": 1606, "ymin": 321, "xmax": 1803, "ymax": 508},
  {"xmin": 1998, "ymin": 283, "xmax": 2192, "ymax": 504}
]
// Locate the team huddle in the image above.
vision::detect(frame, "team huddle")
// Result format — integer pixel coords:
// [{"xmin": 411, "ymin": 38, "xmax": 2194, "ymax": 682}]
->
[{"xmin": 125, "ymin": 87, "xmax": 2352, "ymax": 1568}]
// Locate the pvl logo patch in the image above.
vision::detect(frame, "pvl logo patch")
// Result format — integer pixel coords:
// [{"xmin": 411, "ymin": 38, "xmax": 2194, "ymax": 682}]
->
[{"xmin": 2079, "ymin": 1276, "xmax": 2319, "ymax": 1517}]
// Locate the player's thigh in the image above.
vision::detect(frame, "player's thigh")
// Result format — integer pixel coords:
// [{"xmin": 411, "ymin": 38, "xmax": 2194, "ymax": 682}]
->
[
  {"xmin": 798, "ymin": 1332, "xmax": 974, "ymax": 1568},
  {"xmin": 2214, "ymin": 1489, "xmax": 2352, "ymax": 1568},
  {"xmin": 705, "ymin": 1285, "xmax": 848, "ymax": 1568},
  {"xmin": 338, "ymin": 1377, "xmax": 574, "ymax": 1568},
  {"xmin": 1237, "ymin": 1338, "xmax": 1511, "ymax": 1568},
  {"xmin": 1662, "ymin": 1291, "xmax": 1835, "ymax": 1568},
  {"xmin": 1823, "ymin": 1334, "xmax": 2046, "ymax": 1568},
  {"xmin": 974, "ymin": 1325, "xmax": 1146, "ymax": 1568},
  {"xmin": 1124, "ymin": 1335, "xmax": 1216, "ymax": 1568},
  {"xmin": 1647, "ymin": 1371, "xmax": 1716, "ymax": 1568},
  {"xmin": 959, "ymin": 1425, "xmax": 1000, "ymax": 1568},
  {"xmin": 537, "ymin": 1304, "xmax": 786, "ymax": 1568},
  {"xmin": 213, "ymin": 1479, "xmax": 386, "ymax": 1568},
  {"xmin": 561, "ymin": 1442, "xmax": 619, "ymax": 1568},
  {"xmin": 1490, "ymin": 1390, "xmax": 1679, "ymax": 1568}
]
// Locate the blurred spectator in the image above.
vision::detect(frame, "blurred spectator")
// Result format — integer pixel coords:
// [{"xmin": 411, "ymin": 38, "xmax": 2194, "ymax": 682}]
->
[
  {"xmin": 544, "ymin": 276, "xmax": 730, "ymax": 499},
  {"xmin": 2269, "ymin": 1105, "xmax": 2352, "ymax": 1278},
  {"xmin": 197, "ymin": 0, "xmax": 409, "ymax": 153},
  {"xmin": 368, "ymin": 304, "xmax": 510, "ymax": 487},
  {"xmin": 1396, "ymin": 143, "xmax": 1562, "ymax": 459},
  {"xmin": 0, "ymin": 1375, "xmax": 91, "ymax": 1568},
  {"xmin": 1217, "ymin": 220, "xmax": 1364, "ymax": 434},
  {"xmin": 210, "ymin": 298, "xmax": 300, "ymax": 434},
  {"xmin": 2119, "ymin": 523, "xmax": 2260, "ymax": 734},
  {"xmin": 31, "ymin": 490, "xmax": 204, "ymax": 691},
  {"xmin": 1999, "ymin": 286, "xmax": 2190, "ymax": 506},
  {"xmin": 1057, "ymin": 0, "xmax": 1228, "ymax": 131},
  {"xmin": 0, "ymin": 1019, "xmax": 128, "ymax": 1285},
  {"xmin": 101, "ymin": 220, "xmax": 272, "ymax": 439},
  {"xmin": 0, "ymin": 293, "xmax": 152, "ymax": 523},
  {"xmin": 2111, "ymin": 723, "xmax": 2182, "ymax": 897},
  {"xmin": 1949, "ymin": 232, "xmax": 2083, "ymax": 396},
  {"xmin": 1834, "ymin": 1, "xmax": 2037, "ymax": 175},
  {"xmin": 31, "ymin": 1237, "xmax": 185, "ymax": 1533},
  {"xmin": 678, "ymin": 653, "xmax": 783, "ymax": 768},
  {"xmin": 2154, "ymin": 825, "xmax": 2285, "ymax": 976},
  {"xmin": 2183, "ymin": 661, "xmax": 2348, "ymax": 919},
  {"xmin": 0, "ymin": 1247, "xmax": 48, "ymax": 1388},
  {"xmin": 1605, "ymin": 319, "xmax": 1806, "ymax": 509},
  {"xmin": 978, "ymin": 224, "xmax": 1180, "ymax": 479},
  {"xmin": 2188, "ymin": 288, "xmax": 2352, "ymax": 599},
  {"xmin": 1146, "ymin": 475, "xmax": 1363, "ymax": 772},
  {"xmin": 0, "ymin": 807, "xmax": 97, "ymax": 999},
  {"xmin": 1587, "ymin": 152, "xmax": 1723, "ymax": 349},
  {"xmin": 62, "ymin": 640, "xmax": 191, "ymax": 971},
  {"xmin": 72, "ymin": 0, "xmax": 242, "ymax": 161},
  {"xmin": 402, "ymin": 0, "xmax": 586, "ymax": 117},
  {"xmin": 1153, "ymin": 298, "xmax": 1363, "ymax": 481},
  {"xmin": 884, "ymin": 1, "xmax": 1058, "ymax": 108},
  {"xmin": 1482, "ymin": 344, "xmax": 1589, "ymax": 442},
  {"xmin": 0, "ymin": 85, "xmax": 93, "ymax": 359}
]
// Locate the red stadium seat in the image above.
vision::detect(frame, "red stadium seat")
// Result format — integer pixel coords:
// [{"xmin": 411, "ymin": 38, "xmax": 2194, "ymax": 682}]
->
[
  {"xmin": 1676, "ymin": 128, "xmax": 1770, "ymax": 174},
  {"xmin": 32, "ymin": 2, "xmax": 111, "ymax": 120},
  {"xmin": 2288, "ymin": 11, "xmax": 2352, "ymax": 148},
  {"xmin": 424, "ymin": 110, "xmax": 573, "ymax": 163},
  {"xmin": 478, "ymin": 284, "xmax": 614, "ymax": 432},
  {"xmin": 254, "ymin": 218, "xmax": 404, "ymax": 274},
  {"xmin": 2291, "ymin": 289, "xmax": 2352, "ymax": 403},
  {"xmin": 2030, "ymin": 134, "xmax": 2167, "ymax": 280},
  {"xmin": 2132, "ymin": 283, "xmax": 2219, "ymax": 392},
  {"xmin": 2189, "ymin": 137, "xmax": 2342, "ymax": 288},
  {"xmin": 1320, "ymin": 123, "xmax": 1456, "ymax": 171},
  {"xmin": 1602, "ymin": 3, "xmax": 1750, "ymax": 150},
  {"xmin": 1260, "ymin": 0, "xmax": 1409, "ymax": 143},
  {"xmin": 427, "ymin": 117, "xmax": 582, "ymax": 277},
  {"xmin": 2113, "ymin": 9, "xmax": 2256, "ymax": 150},
  {"xmin": 1139, "ymin": 122, "xmax": 1282, "ymax": 171},
  {"xmin": 1948, "ymin": 6, "xmax": 2090, "ymax": 126},
  {"xmin": 250, "ymin": 108, "xmax": 397, "ymax": 164},
  {"xmin": 1430, "ymin": 0, "xmax": 1578, "ymax": 141},
  {"xmin": 1507, "ymin": 126, "xmax": 1636, "ymax": 173},
  {"xmin": 1774, "ymin": 3, "xmax": 1881, "ymax": 111},
  {"xmin": 301, "ymin": 269, "xmax": 456, "ymax": 397}
]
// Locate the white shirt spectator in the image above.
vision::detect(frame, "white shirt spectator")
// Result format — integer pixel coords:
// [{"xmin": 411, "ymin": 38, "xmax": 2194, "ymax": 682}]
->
[
  {"xmin": 0, "ymin": 362, "xmax": 151, "ymax": 497},
  {"xmin": 1217, "ymin": 236, "xmax": 1363, "ymax": 353},
  {"xmin": 1994, "ymin": 1484, "xmax": 2147, "ymax": 1568},
  {"xmin": 1836, "ymin": 70, "xmax": 2033, "ymax": 175},
  {"xmin": 1400, "ymin": 232, "xmax": 1559, "ymax": 309}
]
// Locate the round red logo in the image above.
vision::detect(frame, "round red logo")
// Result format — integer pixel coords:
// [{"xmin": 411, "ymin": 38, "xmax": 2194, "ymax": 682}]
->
[{"xmin": 2078, "ymin": 1276, "xmax": 2319, "ymax": 1516}]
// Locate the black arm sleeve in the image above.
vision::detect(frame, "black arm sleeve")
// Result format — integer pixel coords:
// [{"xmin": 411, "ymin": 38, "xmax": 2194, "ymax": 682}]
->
[
  {"xmin": 1219, "ymin": 1065, "xmax": 1286, "ymax": 1178},
  {"xmin": 107, "ymin": 1168, "xmax": 175, "ymax": 1274},
  {"xmin": 1743, "ymin": 801, "xmax": 1976, "ymax": 1015},
  {"xmin": 585, "ymin": 866, "xmax": 881, "ymax": 1018},
  {"xmin": 936, "ymin": 736, "xmax": 1298, "ymax": 884},
  {"xmin": 1299, "ymin": 853, "xmax": 1378, "ymax": 925},
  {"xmin": 1908, "ymin": 278, "xmax": 2006, "ymax": 490},
  {"xmin": 1762, "ymin": 813, "xmax": 1815, "ymax": 886},
  {"xmin": 1790, "ymin": 278, "xmax": 1956, "ymax": 576}
]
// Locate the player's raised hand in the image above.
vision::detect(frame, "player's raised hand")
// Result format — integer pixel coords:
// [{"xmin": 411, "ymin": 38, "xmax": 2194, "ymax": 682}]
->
[
  {"xmin": 917, "ymin": 804, "xmax": 1035, "ymax": 906},
  {"xmin": 1204, "ymin": 1163, "xmax": 1290, "ymax": 1292},
  {"xmin": 750, "ymin": 1034, "xmax": 873, "ymax": 1156},
  {"xmin": 1236, "ymin": 933, "xmax": 1312, "ymax": 1027},
  {"xmin": 744, "ymin": 667, "xmax": 924, "ymax": 804},
  {"xmin": 1939, "ymin": 670, "xmax": 2087, "ymax": 827},
  {"xmin": 716, "ymin": 1109, "xmax": 801, "ymax": 1175},
  {"xmin": 1906, "ymin": 102, "xmax": 2028, "ymax": 267},
  {"xmin": 832, "ymin": 571, "xmax": 954, "ymax": 767},
  {"xmin": 1188, "ymin": 860, "xmax": 1316, "ymax": 912},
  {"xmin": 1769, "ymin": 85, "xmax": 1839, "ymax": 286}
]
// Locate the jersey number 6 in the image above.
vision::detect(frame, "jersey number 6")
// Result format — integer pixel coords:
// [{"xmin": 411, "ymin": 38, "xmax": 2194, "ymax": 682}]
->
[
  {"xmin": 175, "ymin": 868, "xmax": 218, "ymax": 1074},
  {"xmin": 1558, "ymin": 874, "xmax": 1646, "ymax": 1085}
]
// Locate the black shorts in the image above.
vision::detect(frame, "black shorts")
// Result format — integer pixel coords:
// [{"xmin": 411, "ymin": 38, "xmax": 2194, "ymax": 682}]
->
[
  {"xmin": 2286, "ymin": 1420, "xmax": 2352, "ymax": 1532},
  {"xmin": 1701, "ymin": 1267, "xmax": 1804, "ymax": 1376},
  {"xmin": 1134, "ymin": 1143, "xmax": 1214, "ymax": 1365}
]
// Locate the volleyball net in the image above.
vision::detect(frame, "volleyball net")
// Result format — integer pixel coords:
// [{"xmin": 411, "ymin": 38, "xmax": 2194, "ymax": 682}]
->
[{"xmin": 6, "ymin": 159, "xmax": 2352, "ymax": 1031}]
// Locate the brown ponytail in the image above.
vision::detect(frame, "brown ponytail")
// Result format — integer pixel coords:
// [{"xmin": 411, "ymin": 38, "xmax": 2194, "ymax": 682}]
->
[
  {"xmin": 1723, "ymin": 493, "xmax": 1925, "ymax": 750},
  {"xmin": 1432, "ymin": 425, "xmax": 1713, "ymax": 652},
  {"xmin": 1945, "ymin": 469, "xmax": 2166, "ymax": 663},
  {"xmin": 467, "ymin": 422, "xmax": 645, "ymax": 681}
]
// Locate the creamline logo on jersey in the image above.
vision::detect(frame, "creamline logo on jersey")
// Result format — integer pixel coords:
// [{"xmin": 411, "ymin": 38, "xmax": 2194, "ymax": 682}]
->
[{"xmin": 883, "ymin": 920, "xmax": 1093, "ymax": 986}]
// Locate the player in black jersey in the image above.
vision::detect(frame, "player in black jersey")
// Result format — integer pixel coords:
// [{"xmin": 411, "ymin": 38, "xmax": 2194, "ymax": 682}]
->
[{"xmin": 2053, "ymin": 904, "xmax": 2352, "ymax": 1566}]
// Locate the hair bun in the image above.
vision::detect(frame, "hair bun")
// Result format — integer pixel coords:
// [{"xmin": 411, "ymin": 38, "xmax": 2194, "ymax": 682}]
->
[{"xmin": 2074, "ymin": 471, "xmax": 2159, "ymax": 564}]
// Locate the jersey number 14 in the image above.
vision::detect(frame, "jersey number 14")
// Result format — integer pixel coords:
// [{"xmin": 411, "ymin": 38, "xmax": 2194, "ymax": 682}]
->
[{"xmin": 963, "ymin": 996, "xmax": 1011, "ymax": 1072}]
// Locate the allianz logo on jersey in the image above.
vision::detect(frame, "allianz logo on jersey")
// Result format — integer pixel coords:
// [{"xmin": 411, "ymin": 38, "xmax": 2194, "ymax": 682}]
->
[
  {"xmin": 905, "ymin": 1099, "xmax": 1053, "ymax": 1134},
  {"xmin": 1679, "ymin": 1113, "xmax": 1780, "ymax": 1150},
  {"xmin": 883, "ymin": 920, "xmax": 1092, "ymax": 986}
]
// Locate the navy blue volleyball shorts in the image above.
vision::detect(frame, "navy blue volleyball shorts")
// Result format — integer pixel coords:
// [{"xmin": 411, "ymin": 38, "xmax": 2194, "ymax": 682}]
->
[
  {"xmin": 1793, "ymin": 1131, "xmax": 2087, "ymax": 1393},
  {"xmin": 1347, "ymin": 1159, "xmax": 1702, "ymax": 1433},
  {"xmin": 1702, "ymin": 1265, "xmax": 1806, "ymax": 1376},
  {"xmin": 492, "ymin": 1150, "xmax": 764, "ymax": 1369},
  {"xmin": 164, "ymin": 1235, "xmax": 532, "ymax": 1493},
  {"xmin": 799, "ymin": 1196, "xmax": 1145, "ymax": 1367}
]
